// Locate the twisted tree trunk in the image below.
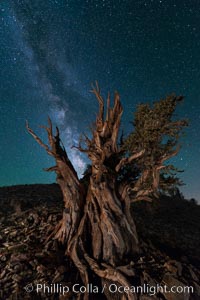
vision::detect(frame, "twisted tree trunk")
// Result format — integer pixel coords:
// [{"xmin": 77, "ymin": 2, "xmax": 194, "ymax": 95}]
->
[
  {"xmin": 26, "ymin": 119, "xmax": 85, "ymax": 246},
  {"xmin": 26, "ymin": 83, "xmax": 144, "ymax": 300}
]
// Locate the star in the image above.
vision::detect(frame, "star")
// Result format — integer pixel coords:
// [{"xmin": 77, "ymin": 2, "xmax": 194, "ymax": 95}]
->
[{"xmin": 0, "ymin": 0, "xmax": 199, "ymax": 201}]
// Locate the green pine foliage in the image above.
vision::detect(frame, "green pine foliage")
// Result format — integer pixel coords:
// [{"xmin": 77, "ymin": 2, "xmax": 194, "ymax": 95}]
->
[{"xmin": 123, "ymin": 95, "xmax": 188, "ymax": 194}]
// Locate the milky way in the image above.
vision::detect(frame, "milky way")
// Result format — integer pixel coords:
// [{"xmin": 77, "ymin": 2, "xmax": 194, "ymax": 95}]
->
[{"xmin": 0, "ymin": 0, "xmax": 200, "ymax": 201}]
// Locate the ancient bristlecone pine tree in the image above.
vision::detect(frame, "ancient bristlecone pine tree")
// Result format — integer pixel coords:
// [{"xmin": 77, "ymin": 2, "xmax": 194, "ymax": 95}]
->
[{"xmin": 26, "ymin": 83, "xmax": 188, "ymax": 300}]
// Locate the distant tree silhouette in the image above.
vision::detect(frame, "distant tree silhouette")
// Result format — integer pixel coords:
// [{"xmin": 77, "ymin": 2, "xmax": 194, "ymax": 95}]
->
[
  {"xmin": 27, "ymin": 83, "xmax": 188, "ymax": 300},
  {"xmin": 189, "ymin": 198, "xmax": 198, "ymax": 206}
]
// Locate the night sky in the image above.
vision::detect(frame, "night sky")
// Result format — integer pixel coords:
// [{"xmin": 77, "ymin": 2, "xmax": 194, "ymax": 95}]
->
[{"xmin": 0, "ymin": 0, "xmax": 200, "ymax": 201}]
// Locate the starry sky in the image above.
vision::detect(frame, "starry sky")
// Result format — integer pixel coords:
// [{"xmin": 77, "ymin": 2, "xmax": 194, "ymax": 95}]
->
[{"xmin": 0, "ymin": 0, "xmax": 200, "ymax": 201}]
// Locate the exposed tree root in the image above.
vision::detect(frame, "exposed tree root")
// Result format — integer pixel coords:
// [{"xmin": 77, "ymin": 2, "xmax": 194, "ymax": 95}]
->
[{"xmin": 26, "ymin": 84, "xmax": 187, "ymax": 299}]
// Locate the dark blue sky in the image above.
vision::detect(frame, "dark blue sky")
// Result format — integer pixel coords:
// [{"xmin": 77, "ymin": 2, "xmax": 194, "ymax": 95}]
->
[{"xmin": 0, "ymin": 0, "xmax": 200, "ymax": 201}]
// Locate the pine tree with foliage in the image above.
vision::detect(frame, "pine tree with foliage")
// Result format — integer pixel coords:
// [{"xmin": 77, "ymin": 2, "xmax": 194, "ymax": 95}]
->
[{"xmin": 26, "ymin": 83, "xmax": 188, "ymax": 300}]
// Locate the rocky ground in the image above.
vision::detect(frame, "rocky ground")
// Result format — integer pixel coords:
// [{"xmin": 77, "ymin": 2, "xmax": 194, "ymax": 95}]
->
[{"xmin": 0, "ymin": 184, "xmax": 199, "ymax": 300}]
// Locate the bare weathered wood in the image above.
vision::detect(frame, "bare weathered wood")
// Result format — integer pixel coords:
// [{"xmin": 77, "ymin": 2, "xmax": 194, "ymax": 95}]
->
[
  {"xmin": 27, "ymin": 84, "xmax": 185, "ymax": 300},
  {"xmin": 75, "ymin": 83, "xmax": 140, "ymax": 267},
  {"xmin": 27, "ymin": 85, "xmax": 140, "ymax": 299},
  {"xmin": 26, "ymin": 119, "xmax": 85, "ymax": 245},
  {"xmin": 115, "ymin": 149, "xmax": 145, "ymax": 172}
]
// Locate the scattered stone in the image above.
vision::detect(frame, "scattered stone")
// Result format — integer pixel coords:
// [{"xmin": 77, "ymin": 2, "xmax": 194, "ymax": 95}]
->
[
  {"xmin": 0, "ymin": 184, "xmax": 199, "ymax": 299},
  {"xmin": 161, "ymin": 274, "xmax": 191, "ymax": 300},
  {"xmin": 188, "ymin": 267, "xmax": 199, "ymax": 283}
]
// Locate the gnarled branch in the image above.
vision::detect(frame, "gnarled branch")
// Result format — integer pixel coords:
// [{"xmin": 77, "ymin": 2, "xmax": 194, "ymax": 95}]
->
[
  {"xmin": 115, "ymin": 149, "xmax": 145, "ymax": 172},
  {"xmin": 26, "ymin": 119, "xmax": 85, "ymax": 244}
]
